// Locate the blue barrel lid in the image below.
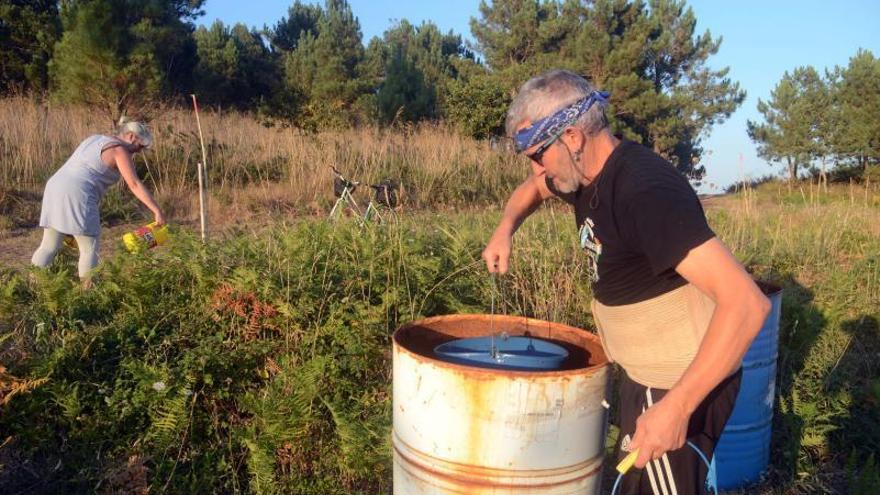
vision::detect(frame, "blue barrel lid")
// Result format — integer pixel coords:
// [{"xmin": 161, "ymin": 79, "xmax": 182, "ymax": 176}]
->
[{"xmin": 434, "ymin": 335, "xmax": 569, "ymax": 371}]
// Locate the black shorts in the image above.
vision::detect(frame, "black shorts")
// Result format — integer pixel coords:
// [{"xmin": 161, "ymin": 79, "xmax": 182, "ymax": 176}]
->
[{"xmin": 614, "ymin": 369, "xmax": 742, "ymax": 495}]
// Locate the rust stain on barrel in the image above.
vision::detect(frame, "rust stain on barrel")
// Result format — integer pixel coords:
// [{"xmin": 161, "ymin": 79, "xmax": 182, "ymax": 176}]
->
[
  {"xmin": 393, "ymin": 314, "xmax": 609, "ymax": 494},
  {"xmin": 394, "ymin": 431, "xmax": 606, "ymax": 493}
]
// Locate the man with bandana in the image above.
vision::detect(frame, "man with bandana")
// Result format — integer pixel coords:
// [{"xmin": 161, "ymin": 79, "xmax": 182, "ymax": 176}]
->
[{"xmin": 482, "ymin": 70, "xmax": 771, "ymax": 495}]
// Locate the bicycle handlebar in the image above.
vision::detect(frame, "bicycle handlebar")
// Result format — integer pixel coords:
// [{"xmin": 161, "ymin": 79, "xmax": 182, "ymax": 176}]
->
[{"xmin": 330, "ymin": 165, "xmax": 360, "ymax": 186}]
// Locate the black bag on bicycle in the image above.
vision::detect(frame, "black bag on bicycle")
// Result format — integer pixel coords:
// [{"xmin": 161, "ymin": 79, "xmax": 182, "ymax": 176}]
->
[{"xmin": 371, "ymin": 179, "xmax": 398, "ymax": 208}]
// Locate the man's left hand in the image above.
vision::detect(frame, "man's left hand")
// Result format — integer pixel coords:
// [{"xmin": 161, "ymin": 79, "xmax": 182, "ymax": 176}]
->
[{"xmin": 629, "ymin": 394, "xmax": 691, "ymax": 469}]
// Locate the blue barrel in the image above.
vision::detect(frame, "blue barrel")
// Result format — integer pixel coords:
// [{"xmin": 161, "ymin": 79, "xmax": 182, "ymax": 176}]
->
[{"xmin": 714, "ymin": 283, "xmax": 783, "ymax": 489}]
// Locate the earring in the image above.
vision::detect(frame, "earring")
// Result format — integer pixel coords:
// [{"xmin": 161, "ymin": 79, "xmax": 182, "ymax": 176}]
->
[{"xmin": 573, "ymin": 150, "xmax": 582, "ymax": 162}]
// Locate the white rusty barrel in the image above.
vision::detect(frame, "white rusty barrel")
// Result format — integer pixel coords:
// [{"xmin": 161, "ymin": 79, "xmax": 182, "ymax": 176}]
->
[{"xmin": 393, "ymin": 314, "xmax": 610, "ymax": 494}]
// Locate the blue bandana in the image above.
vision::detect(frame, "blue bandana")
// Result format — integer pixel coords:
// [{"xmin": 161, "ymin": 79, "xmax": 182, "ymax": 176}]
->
[{"xmin": 513, "ymin": 91, "xmax": 610, "ymax": 152}]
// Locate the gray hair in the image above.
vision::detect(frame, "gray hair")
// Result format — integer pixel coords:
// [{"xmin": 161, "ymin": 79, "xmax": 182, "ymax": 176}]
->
[
  {"xmin": 505, "ymin": 69, "xmax": 608, "ymax": 138},
  {"xmin": 116, "ymin": 117, "xmax": 154, "ymax": 148}
]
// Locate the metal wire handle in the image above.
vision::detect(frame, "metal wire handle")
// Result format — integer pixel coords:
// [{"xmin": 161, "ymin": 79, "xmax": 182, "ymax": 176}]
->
[{"xmin": 489, "ymin": 273, "xmax": 508, "ymax": 360}]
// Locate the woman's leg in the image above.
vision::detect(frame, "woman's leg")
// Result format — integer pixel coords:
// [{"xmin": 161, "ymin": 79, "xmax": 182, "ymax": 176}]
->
[
  {"xmin": 73, "ymin": 234, "xmax": 99, "ymax": 279},
  {"xmin": 31, "ymin": 227, "xmax": 64, "ymax": 268}
]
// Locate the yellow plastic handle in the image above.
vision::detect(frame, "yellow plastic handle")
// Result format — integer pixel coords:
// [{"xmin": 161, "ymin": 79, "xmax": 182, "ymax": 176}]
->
[{"xmin": 616, "ymin": 449, "xmax": 640, "ymax": 474}]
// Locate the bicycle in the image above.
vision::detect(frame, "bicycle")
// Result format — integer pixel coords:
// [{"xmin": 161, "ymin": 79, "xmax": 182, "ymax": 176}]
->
[{"xmin": 329, "ymin": 166, "xmax": 400, "ymax": 225}]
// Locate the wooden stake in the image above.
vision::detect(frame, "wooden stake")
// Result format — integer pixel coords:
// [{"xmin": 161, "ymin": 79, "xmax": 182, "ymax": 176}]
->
[
  {"xmin": 191, "ymin": 94, "xmax": 209, "ymax": 241},
  {"xmin": 198, "ymin": 162, "xmax": 207, "ymax": 241}
]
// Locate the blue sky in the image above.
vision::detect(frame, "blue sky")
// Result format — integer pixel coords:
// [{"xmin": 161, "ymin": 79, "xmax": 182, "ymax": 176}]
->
[{"xmin": 200, "ymin": 0, "xmax": 880, "ymax": 190}]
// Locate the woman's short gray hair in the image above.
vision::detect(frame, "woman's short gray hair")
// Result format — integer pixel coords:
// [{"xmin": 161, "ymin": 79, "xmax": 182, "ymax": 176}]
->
[
  {"xmin": 117, "ymin": 116, "xmax": 154, "ymax": 148},
  {"xmin": 505, "ymin": 69, "xmax": 608, "ymax": 138}
]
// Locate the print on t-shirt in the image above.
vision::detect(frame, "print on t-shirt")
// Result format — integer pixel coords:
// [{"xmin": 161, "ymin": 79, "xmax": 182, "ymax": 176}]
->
[{"xmin": 578, "ymin": 216, "xmax": 602, "ymax": 282}]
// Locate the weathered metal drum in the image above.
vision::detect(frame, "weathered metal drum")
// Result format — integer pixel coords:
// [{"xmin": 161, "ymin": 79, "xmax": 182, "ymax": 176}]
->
[
  {"xmin": 715, "ymin": 283, "xmax": 783, "ymax": 489},
  {"xmin": 393, "ymin": 314, "xmax": 610, "ymax": 494}
]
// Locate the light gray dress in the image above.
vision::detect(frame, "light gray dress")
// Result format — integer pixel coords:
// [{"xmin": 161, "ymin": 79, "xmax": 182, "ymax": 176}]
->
[{"xmin": 39, "ymin": 135, "xmax": 124, "ymax": 237}]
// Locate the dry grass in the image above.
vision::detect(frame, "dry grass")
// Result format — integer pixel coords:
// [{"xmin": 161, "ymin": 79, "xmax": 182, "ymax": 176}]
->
[{"xmin": 0, "ymin": 97, "xmax": 525, "ymax": 227}]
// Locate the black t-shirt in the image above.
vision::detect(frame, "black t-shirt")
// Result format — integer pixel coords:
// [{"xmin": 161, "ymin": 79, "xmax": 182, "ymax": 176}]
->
[{"xmin": 548, "ymin": 139, "xmax": 714, "ymax": 306}]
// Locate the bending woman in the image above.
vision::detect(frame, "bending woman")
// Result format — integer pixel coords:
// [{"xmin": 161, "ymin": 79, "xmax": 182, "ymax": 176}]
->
[{"xmin": 31, "ymin": 118, "xmax": 165, "ymax": 283}]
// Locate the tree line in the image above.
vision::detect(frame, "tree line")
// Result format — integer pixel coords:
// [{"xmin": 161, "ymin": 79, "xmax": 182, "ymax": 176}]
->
[
  {"xmin": 748, "ymin": 50, "xmax": 880, "ymax": 182},
  {"xmin": 2, "ymin": 0, "xmax": 876, "ymax": 181}
]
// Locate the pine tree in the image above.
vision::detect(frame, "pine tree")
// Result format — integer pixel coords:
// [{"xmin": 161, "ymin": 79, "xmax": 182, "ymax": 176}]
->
[
  {"xmin": 0, "ymin": 0, "xmax": 61, "ymax": 95},
  {"xmin": 468, "ymin": 0, "xmax": 744, "ymax": 180},
  {"xmin": 279, "ymin": 0, "xmax": 367, "ymax": 128},
  {"xmin": 269, "ymin": 0, "xmax": 322, "ymax": 52},
  {"xmin": 798, "ymin": 67, "xmax": 833, "ymax": 184},
  {"xmin": 374, "ymin": 20, "xmax": 474, "ymax": 117},
  {"xmin": 50, "ymin": 0, "xmax": 162, "ymax": 122},
  {"xmin": 49, "ymin": 0, "xmax": 203, "ymax": 122},
  {"xmin": 193, "ymin": 21, "xmax": 279, "ymax": 108},
  {"xmin": 376, "ymin": 44, "xmax": 435, "ymax": 124},
  {"xmin": 470, "ymin": 0, "xmax": 568, "ymax": 69},
  {"xmin": 193, "ymin": 21, "xmax": 239, "ymax": 105},
  {"xmin": 748, "ymin": 67, "xmax": 825, "ymax": 182},
  {"xmin": 132, "ymin": 0, "xmax": 204, "ymax": 96},
  {"xmin": 829, "ymin": 49, "xmax": 880, "ymax": 171}
]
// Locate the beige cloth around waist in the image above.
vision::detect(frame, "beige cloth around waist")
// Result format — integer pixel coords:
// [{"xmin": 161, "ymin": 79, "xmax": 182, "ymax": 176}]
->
[{"xmin": 591, "ymin": 283, "xmax": 716, "ymax": 389}]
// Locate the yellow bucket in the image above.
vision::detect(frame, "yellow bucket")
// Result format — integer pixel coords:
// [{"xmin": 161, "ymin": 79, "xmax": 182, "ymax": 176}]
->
[{"xmin": 122, "ymin": 222, "xmax": 170, "ymax": 253}]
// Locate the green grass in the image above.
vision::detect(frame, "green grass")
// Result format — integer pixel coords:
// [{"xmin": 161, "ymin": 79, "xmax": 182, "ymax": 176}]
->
[
  {"xmin": 708, "ymin": 188, "xmax": 880, "ymax": 493},
  {"xmin": 1, "ymin": 186, "xmax": 878, "ymax": 494}
]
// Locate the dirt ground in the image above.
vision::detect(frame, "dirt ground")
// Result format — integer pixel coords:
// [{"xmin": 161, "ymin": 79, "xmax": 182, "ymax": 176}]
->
[
  {"xmin": 0, "ymin": 223, "xmax": 142, "ymax": 273},
  {"xmin": 0, "ymin": 184, "xmax": 224, "ymax": 273}
]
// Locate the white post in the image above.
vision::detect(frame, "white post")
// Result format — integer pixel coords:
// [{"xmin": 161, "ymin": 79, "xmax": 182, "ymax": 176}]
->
[
  {"xmin": 191, "ymin": 94, "xmax": 209, "ymax": 241},
  {"xmin": 198, "ymin": 162, "xmax": 207, "ymax": 241}
]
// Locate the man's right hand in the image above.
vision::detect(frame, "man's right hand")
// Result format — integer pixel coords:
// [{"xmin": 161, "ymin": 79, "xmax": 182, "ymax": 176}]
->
[
  {"xmin": 481, "ymin": 173, "xmax": 549, "ymax": 274},
  {"xmin": 482, "ymin": 230, "xmax": 512, "ymax": 274}
]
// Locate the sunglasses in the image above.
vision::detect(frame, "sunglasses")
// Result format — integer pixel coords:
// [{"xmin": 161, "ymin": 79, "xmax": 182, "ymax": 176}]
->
[{"xmin": 524, "ymin": 129, "xmax": 564, "ymax": 164}]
